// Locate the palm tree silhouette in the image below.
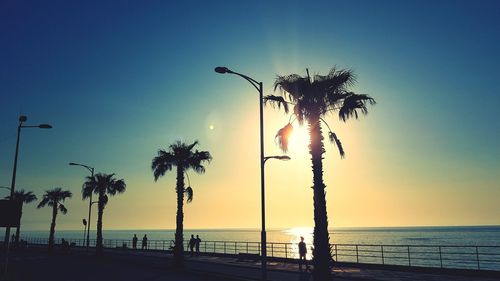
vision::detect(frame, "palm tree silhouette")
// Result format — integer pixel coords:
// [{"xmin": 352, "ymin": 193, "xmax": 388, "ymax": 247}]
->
[
  {"xmin": 151, "ymin": 140, "xmax": 212, "ymax": 268},
  {"xmin": 82, "ymin": 173, "xmax": 126, "ymax": 256},
  {"xmin": 265, "ymin": 67, "xmax": 375, "ymax": 280},
  {"xmin": 5, "ymin": 190, "xmax": 37, "ymax": 244},
  {"xmin": 37, "ymin": 188, "xmax": 72, "ymax": 251}
]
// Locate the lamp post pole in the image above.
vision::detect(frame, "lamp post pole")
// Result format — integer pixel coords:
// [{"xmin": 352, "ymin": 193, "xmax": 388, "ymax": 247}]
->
[
  {"xmin": 3, "ymin": 115, "xmax": 52, "ymax": 275},
  {"xmin": 215, "ymin": 67, "xmax": 291, "ymax": 280},
  {"xmin": 4, "ymin": 116, "xmax": 52, "ymax": 246},
  {"xmin": 68, "ymin": 162, "xmax": 94, "ymax": 253}
]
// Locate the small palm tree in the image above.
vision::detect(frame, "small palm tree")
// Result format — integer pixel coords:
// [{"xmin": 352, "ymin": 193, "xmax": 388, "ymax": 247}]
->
[
  {"xmin": 82, "ymin": 173, "xmax": 126, "ymax": 256},
  {"xmin": 265, "ymin": 67, "xmax": 375, "ymax": 280},
  {"xmin": 152, "ymin": 140, "xmax": 212, "ymax": 268},
  {"xmin": 37, "ymin": 188, "xmax": 72, "ymax": 251},
  {"xmin": 5, "ymin": 190, "xmax": 37, "ymax": 244}
]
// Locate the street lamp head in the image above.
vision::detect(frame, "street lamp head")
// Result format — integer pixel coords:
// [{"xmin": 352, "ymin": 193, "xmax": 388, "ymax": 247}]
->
[
  {"xmin": 19, "ymin": 115, "xmax": 27, "ymax": 122},
  {"xmin": 277, "ymin": 156, "xmax": 291, "ymax": 161},
  {"xmin": 68, "ymin": 162, "xmax": 77, "ymax": 166},
  {"xmin": 214, "ymin": 66, "xmax": 230, "ymax": 74},
  {"xmin": 38, "ymin": 124, "xmax": 52, "ymax": 129}
]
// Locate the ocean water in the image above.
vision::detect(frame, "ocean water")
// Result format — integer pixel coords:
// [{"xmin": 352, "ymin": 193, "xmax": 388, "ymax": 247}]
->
[
  {"xmin": 9, "ymin": 226, "xmax": 500, "ymax": 270},
  {"xmin": 17, "ymin": 225, "xmax": 500, "ymax": 246}
]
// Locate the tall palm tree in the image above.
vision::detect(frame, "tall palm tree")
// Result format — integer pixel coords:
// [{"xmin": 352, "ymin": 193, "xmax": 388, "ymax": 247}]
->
[
  {"xmin": 82, "ymin": 173, "xmax": 126, "ymax": 256},
  {"xmin": 37, "ymin": 188, "xmax": 72, "ymax": 251},
  {"xmin": 151, "ymin": 140, "xmax": 212, "ymax": 268},
  {"xmin": 5, "ymin": 190, "xmax": 37, "ymax": 244},
  {"xmin": 264, "ymin": 67, "xmax": 375, "ymax": 280}
]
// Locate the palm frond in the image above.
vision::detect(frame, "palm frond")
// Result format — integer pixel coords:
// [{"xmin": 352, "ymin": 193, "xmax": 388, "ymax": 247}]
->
[
  {"xmin": 188, "ymin": 150, "xmax": 212, "ymax": 174},
  {"xmin": 274, "ymin": 74, "xmax": 310, "ymax": 101},
  {"xmin": 37, "ymin": 197, "xmax": 50, "ymax": 209},
  {"xmin": 59, "ymin": 204, "xmax": 68, "ymax": 215},
  {"xmin": 108, "ymin": 178, "xmax": 126, "ymax": 195},
  {"xmin": 263, "ymin": 95, "xmax": 289, "ymax": 113},
  {"xmin": 6, "ymin": 190, "xmax": 37, "ymax": 203},
  {"xmin": 38, "ymin": 187, "xmax": 72, "ymax": 209},
  {"xmin": 339, "ymin": 93, "xmax": 376, "ymax": 121},
  {"xmin": 275, "ymin": 123, "xmax": 293, "ymax": 152},
  {"xmin": 328, "ymin": 131, "xmax": 345, "ymax": 158},
  {"xmin": 152, "ymin": 150, "xmax": 174, "ymax": 181},
  {"xmin": 184, "ymin": 186, "xmax": 193, "ymax": 203}
]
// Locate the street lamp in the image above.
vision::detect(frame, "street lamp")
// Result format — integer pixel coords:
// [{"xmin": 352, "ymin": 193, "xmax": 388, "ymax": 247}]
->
[
  {"xmin": 68, "ymin": 162, "xmax": 95, "ymax": 252},
  {"xmin": 4, "ymin": 115, "xmax": 52, "ymax": 247},
  {"xmin": 263, "ymin": 155, "xmax": 291, "ymax": 163},
  {"xmin": 215, "ymin": 67, "xmax": 291, "ymax": 280}
]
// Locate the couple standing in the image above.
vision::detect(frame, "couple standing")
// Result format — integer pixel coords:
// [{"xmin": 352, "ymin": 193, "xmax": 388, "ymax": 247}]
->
[{"xmin": 189, "ymin": 234, "xmax": 201, "ymax": 254}]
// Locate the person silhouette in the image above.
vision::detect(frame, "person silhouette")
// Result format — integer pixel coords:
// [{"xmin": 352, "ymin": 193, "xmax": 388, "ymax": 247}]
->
[
  {"xmin": 195, "ymin": 235, "xmax": 201, "ymax": 253},
  {"xmin": 189, "ymin": 234, "xmax": 195, "ymax": 255},
  {"xmin": 298, "ymin": 236, "xmax": 308, "ymax": 271},
  {"xmin": 142, "ymin": 234, "xmax": 148, "ymax": 250},
  {"xmin": 132, "ymin": 234, "xmax": 138, "ymax": 249}
]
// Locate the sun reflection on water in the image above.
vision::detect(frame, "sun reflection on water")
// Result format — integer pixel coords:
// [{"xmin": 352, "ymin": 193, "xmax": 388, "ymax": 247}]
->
[{"xmin": 284, "ymin": 227, "xmax": 313, "ymax": 259}]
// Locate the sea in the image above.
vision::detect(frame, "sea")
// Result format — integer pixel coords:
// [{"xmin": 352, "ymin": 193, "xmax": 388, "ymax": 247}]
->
[
  {"xmin": 7, "ymin": 226, "xmax": 500, "ymax": 270},
  {"xmin": 16, "ymin": 225, "xmax": 500, "ymax": 246}
]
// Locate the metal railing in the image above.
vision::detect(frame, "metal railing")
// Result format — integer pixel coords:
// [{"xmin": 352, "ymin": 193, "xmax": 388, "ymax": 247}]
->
[{"xmin": 21, "ymin": 237, "xmax": 500, "ymax": 271}]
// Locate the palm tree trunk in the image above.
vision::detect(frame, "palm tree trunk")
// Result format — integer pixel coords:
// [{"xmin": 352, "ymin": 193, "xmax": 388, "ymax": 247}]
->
[
  {"xmin": 15, "ymin": 210, "xmax": 23, "ymax": 243},
  {"xmin": 308, "ymin": 112, "xmax": 332, "ymax": 280},
  {"xmin": 15, "ymin": 207, "xmax": 22, "ymax": 244},
  {"xmin": 174, "ymin": 166, "xmax": 185, "ymax": 268},
  {"xmin": 96, "ymin": 191, "xmax": 105, "ymax": 256},
  {"xmin": 48, "ymin": 205, "xmax": 57, "ymax": 251}
]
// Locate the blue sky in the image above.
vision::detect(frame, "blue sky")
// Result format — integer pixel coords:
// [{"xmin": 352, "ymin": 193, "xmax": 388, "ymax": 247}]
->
[{"xmin": 1, "ymin": 0, "xmax": 499, "ymax": 230}]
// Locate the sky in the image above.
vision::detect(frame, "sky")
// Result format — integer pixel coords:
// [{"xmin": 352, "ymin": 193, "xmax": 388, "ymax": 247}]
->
[{"xmin": 1, "ymin": 0, "xmax": 499, "ymax": 231}]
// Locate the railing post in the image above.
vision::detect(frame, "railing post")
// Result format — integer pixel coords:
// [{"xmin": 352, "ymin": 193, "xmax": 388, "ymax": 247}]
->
[
  {"xmin": 285, "ymin": 243, "xmax": 288, "ymax": 259},
  {"xmin": 356, "ymin": 245, "xmax": 359, "ymax": 263},
  {"xmin": 335, "ymin": 244, "xmax": 338, "ymax": 261},
  {"xmin": 246, "ymin": 242, "xmax": 249, "ymax": 253},
  {"xmin": 476, "ymin": 246, "xmax": 480, "ymax": 270},
  {"xmin": 235, "ymin": 242, "xmax": 237, "ymax": 254},
  {"xmin": 213, "ymin": 241, "xmax": 215, "ymax": 253},
  {"xmin": 204, "ymin": 241, "xmax": 206, "ymax": 253},
  {"xmin": 224, "ymin": 241, "xmax": 226, "ymax": 254},
  {"xmin": 271, "ymin": 243, "xmax": 274, "ymax": 257},
  {"xmin": 439, "ymin": 246, "xmax": 443, "ymax": 268},
  {"xmin": 407, "ymin": 246, "xmax": 411, "ymax": 266},
  {"xmin": 381, "ymin": 245, "xmax": 384, "ymax": 265},
  {"xmin": 258, "ymin": 242, "xmax": 261, "ymax": 255}
]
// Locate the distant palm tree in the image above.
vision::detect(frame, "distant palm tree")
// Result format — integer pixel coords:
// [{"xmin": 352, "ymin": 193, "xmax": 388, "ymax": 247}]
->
[
  {"xmin": 82, "ymin": 173, "xmax": 126, "ymax": 256},
  {"xmin": 5, "ymin": 190, "xmax": 37, "ymax": 244},
  {"xmin": 37, "ymin": 188, "xmax": 72, "ymax": 251},
  {"xmin": 265, "ymin": 67, "xmax": 375, "ymax": 280},
  {"xmin": 151, "ymin": 141, "xmax": 212, "ymax": 268}
]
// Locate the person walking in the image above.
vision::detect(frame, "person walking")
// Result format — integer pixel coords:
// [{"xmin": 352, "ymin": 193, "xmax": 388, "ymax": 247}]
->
[
  {"xmin": 298, "ymin": 236, "xmax": 308, "ymax": 271},
  {"xmin": 132, "ymin": 234, "xmax": 138, "ymax": 249},
  {"xmin": 142, "ymin": 234, "xmax": 148, "ymax": 250},
  {"xmin": 195, "ymin": 235, "xmax": 201, "ymax": 254}
]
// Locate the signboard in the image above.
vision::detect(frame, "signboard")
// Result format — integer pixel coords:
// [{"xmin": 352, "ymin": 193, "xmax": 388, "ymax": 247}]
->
[{"xmin": 0, "ymin": 200, "xmax": 22, "ymax": 227}]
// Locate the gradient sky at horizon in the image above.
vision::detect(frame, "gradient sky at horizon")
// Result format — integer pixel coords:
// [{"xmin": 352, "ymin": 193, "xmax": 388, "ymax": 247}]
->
[{"xmin": 1, "ymin": 0, "xmax": 499, "ymax": 231}]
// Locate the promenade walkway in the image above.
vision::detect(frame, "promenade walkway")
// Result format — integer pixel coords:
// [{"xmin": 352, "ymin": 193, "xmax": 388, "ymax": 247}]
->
[
  {"xmin": 97, "ymin": 247, "xmax": 500, "ymax": 281},
  {"xmin": 2, "ymin": 246, "xmax": 499, "ymax": 281}
]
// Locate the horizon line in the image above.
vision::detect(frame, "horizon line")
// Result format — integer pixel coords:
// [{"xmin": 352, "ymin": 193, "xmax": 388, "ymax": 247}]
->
[{"xmin": 22, "ymin": 224, "xmax": 500, "ymax": 232}]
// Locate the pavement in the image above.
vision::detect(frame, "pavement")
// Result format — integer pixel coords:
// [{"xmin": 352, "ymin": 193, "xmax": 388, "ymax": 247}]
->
[{"xmin": 1, "ymin": 246, "xmax": 499, "ymax": 281}]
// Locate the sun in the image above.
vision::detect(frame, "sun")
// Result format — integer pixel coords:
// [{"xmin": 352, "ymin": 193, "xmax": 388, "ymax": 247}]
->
[{"xmin": 288, "ymin": 125, "xmax": 310, "ymax": 152}]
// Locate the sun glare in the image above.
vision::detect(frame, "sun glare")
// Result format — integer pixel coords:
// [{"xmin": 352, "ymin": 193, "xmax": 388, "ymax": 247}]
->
[{"xmin": 289, "ymin": 125, "xmax": 310, "ymax": 152}]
